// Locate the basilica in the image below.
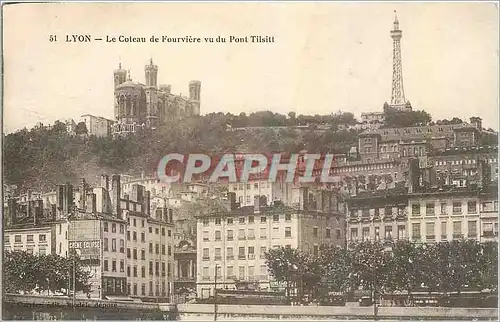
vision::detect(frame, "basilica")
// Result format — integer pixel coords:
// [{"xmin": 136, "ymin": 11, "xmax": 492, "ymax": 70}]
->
[{"xmin": 112, "ymin": 59, "xmax": 201, "ymax": 135}]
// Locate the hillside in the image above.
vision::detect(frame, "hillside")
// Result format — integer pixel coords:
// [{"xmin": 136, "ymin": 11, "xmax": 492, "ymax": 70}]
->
[{"xmin": 3, "ymin": 112, "xmax": 361, "ymax": 192}]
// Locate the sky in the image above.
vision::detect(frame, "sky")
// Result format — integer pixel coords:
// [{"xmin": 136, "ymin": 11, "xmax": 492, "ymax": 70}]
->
[{"xmin": 3, "ymin": 2, "xmax": 499, "ymax": 133}]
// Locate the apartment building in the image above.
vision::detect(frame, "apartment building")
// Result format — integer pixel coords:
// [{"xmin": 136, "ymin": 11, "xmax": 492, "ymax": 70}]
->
[{"xmin": 195, "ymin": 190, "xmax": 345, "ymax": 299}]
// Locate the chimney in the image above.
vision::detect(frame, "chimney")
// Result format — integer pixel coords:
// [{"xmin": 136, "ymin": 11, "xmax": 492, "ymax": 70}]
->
[
  {"xmin": 111, "ymin": 175, "xmax": 121, "ymax": 217},
  {"xmin": 80, "ymin": 178, "xmax": 87, "ymax": 211},
  {"xmin": 299, "ymin": 187, "xmax": 308, "ymax": 210},
  {"xmin": 86, "ymin": 193, "xmax": 96, "ymax": 213},
  {"xmin": 322, "ymin": 190, "xmax": 331, "ymax": 213},
  {"xmin": 8, "ymin": 198, "xmax": 17, "ymax": 225},
  {"xmin": 100, "ymin": 174, "xmax": 109, "ymax": 191},
  {"xmin": 316, "ymin": 190, "xmax": 323, "ymax": 212},
  {"xmin": 144, "ymin": 191, "xmax": 151, "ymax": 215},
  {"xmin": 254, "ymin": 195, "xmax": 261, "ymax": 213},
  {"xmin": 407, "ymin": 159, "xmax": 420, "ymax": 193},
  {"xmin": 227, "ymin": 192, "xmax": 237, "ymax": 210}
]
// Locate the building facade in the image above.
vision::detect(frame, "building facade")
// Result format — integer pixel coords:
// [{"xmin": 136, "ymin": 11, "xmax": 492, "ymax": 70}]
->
[
  {"xmin": 81, "ymin": 114, "xmax": 114, "ymax": 137},
  {"xmin": 195, "ymin": 191, "xmax": 345, "ymax": 298},
  {"xmin": 112, "ymin": 60, "xmax": 201, "ymax": 135}
]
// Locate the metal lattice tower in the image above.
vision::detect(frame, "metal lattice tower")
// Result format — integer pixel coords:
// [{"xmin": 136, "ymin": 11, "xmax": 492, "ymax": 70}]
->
[{"xmin": 390, "ymin": 10, "xmax": 406, "ymax": 108}]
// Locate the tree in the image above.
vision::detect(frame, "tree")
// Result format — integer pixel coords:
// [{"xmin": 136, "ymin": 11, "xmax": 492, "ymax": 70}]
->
[
  {"xmin": 350, "ymin": 241, "xmax": 391, "ymax": 296},
  {"xmin": 4, "ymin": 250, "xmax": 91, "ymax": 295},
  {"xmin": 317, "ymin": 245, "xmax": 352, "ymax": 297},
  {"xmin": 480, "ymin": 241, "xmax": 498, "ymax": 291},
  {"xmin": 389, "ymin": 240, "xmax": 421, "ymax": 303},
  {"xmin": 75, "ymin": 122, "xmax": 88, "ymax": 135},
  {"xmin": 265, "ymin": 246, "xmax": 303, "ymax": 300}
]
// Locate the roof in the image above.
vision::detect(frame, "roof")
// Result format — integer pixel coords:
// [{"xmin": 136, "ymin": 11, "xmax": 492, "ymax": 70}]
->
[{"xmin": 359, "ymin": 123, "xmax": 477, "ymax": 142}]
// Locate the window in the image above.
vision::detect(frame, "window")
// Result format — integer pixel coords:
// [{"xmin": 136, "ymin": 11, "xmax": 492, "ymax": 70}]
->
[
  {"xmin": 313, "ymin": 245, "xmax": 319, "ymax": 256},
  {"xmin": 259, "ymin": 246, "xmax": 267, "ymax": 260},
  {"xmin": 227, "ymin": 247, "xmax": 234, "ymax": 259},
  {"xmin": 104, "ymin": 260, "xmax": 108, "ymax": 271},
  {"xmin": 397, "ymin": 225, "xmax": 406, "ymax": 239},
  {"xmin": 325, "ymin": 228, "xmax": 331, "ymax": 238},
  {"xmin": 133, "ymin": 248, "xmax": 137, "ymax": 260},
  {"xmin": 133, "ymin": 231, "xmax": 137, "ymax": 241},
  {"xmin": 426, "ymin": 222, "xmax": 435, "ymax": 240},
  {"xmin": 227, "ymin": 217, "xmax": 233, "ymax": 224},
  {"xmin": 127, "ymin": 266, "xmax": 131, "ymax": 277},
  {"xmin": 260, "ymin": 228, "xmax": 267, "ymax": 239},
  {"xmin": 440, "ymin": 203, "xmax": 447, "ymax": 215},
  {"xmin": 273, "ymin": 215, "xmax": 279, "ymax": 222},
  {"xmin": 120, "ymin": 260, "xmax": 124, "ymax": 272},
  {"xmin": 412, "ymin": 223, "xmax": 421, "ymax": 240},
  {"xmin": 104, "ymin": 238, "xmax": 109, "ymax": 251},
  {"xmin": 453, "ymin": 221, "xmax": 462, "ymax": 238},
  {"xmin": 39, "ymin": 234, "xmax": 46, "ymax": 242},
  {"xmin": 155, "ymin": 261, "xmax": 159, "ymax": 276},
  {"xmin": 120, "ymin": 224, "xmax": 124, "ymax": 234},
  {"xmin": 215, "ymin": 217, "xmax": 221, "ymax": 225},
  {"xmin": 155, "ymin": 228, "xmax": 159, "ymax": 235},
  {"xmin": 261, "ymin": 216, "xmax": 267, "ymax": 223},
  {"xmin": 248, "ymin": 216, "xmax": 254, "ymax": 224},
  {"xmin": 336, "ymin": 229, "xmax": 341, "ymax": 239},
  {"xmin": 141, "ymin": 284, "xmax": 145, "ymax": 296},
  {"xmin": 238, "ymin": 247, "xmax": 245, "ymax": 259},
  {"xmin": 248, "ymin": 228, "xmax": 255, "ymax": 239},
  {"xmin": 127, "ymin": 231, "xmax": 130, "ymax": 240},
  {"xmin": 215, "ymin": 231, "xmax": 221, "ymax": 241},
  {"xmin": 385, "ymin": 226, "xmax": 393, "ymax": 239},
  {"xmin": 127, "ymin": 248, "xmax": 131, "ymax": 258},
  {"xmin": 426, "ymin": 203, "xmax": 435, "ymax": 215},
  {"xmin": 202, "ymin": 248, "xmax": 209, "ymax": 260},
  {"xmin": 149, "ymin": 243, "xmax": 153, "ymax": 253},
  {"xmin": 133, "ymin": 219, "xmax": 136, "ymax": 227},
  {"xmin": 248, "ymin": 246, "xmax": 255, "ymax": 259},
  {"xmin": 149, "ymin": 261, "xmax": 153, "ymax": 275},
  {"xmin": 155, "ymin": 244, "xmax": 159, "ymax": 254},
  {"xmin": 203, "ymin": 231, "xmax": 209, "ymax": 242},
  {"xmin": 203, "ymin": 218, "xmax": 209, "ymax": 226},
  {"xmin": 27, "ymin": 235, "xmax": 34, "ymax": 242},
  {"xmin": 162, "ymin": 262, "xmax": 166, "ymax": 276},
  {"xmin": 239, "ymin": 217, "xmax": 245, "ymax": 224},
  {"xmin": 285, "ymin": 227, "xmax": 292, "ymax": 238},
  {"xmin": 412, "ymin": 203, "xmax": 420, "ymax": 215},
  {"xmin": 112, "ymin": 223, "xmax": 116, "ymax": 233},
  {"xmin": 168, "ymin": 246, "xmax": 171, "ymax": 256},
  {"xmin": 112, "ymin": 238, "xmax": 116, "ymax": 252},
  {"xmin": 483, "ymin": 222, "xmax": 494, "ymax": 236},
  {"xmin": 350, "ymin": 228, "xmax": 358, "ymax": 240},
  {"xmin": 227, "ymin": 230, "xmax": 233, "ymax": 241},
  {"xmin": 120, "ymin": 239, "xmax": 125, "ymax": 253},
  {"xmin": 141, "ymin": 266, "xmax": 146, "ymax": 278},
  {"xmin": 272, "ymin": 227, "xmax": 279, "ymax": 239},
  {"xmin": 453, "ymin": 202, "xmax": 462, "ymax": 214},
  {"xmin": 238, "ymin": 229, "xmax": 245, "ymax": 240},
  {"xmin": 239, "ymin": 266, "xmax": 245, "ymax": 279},
  {"xmin": 467, "ymin": 201, "xmax": 477, "ymax": 214},
  {"xmin": 149, "ymin": 227, "xmax": 153, "ymax": 233},
  {"xmin": 468, "ymin": 221, "xmax": 477, "ymax": 238},
  {"xmin": 104, "ymin": 222, "xmax": 109, "ymax": 232},
  {"xmin": 227, "ymin": 266, "xmax": 234, "ymax": 278},
  {"xmin": 141, "ymin": 220, "xmax": 145, "ymax": 228},
  {"xmin": 313, "ymin": 227, "xmax": 318, "ymax": 237},
  {"xmin": 141, "ymin": 232, "xmax": 145, "ymax": 242},
  {"xmin": 441, "ymin": 222, "xmax": 447, "ymax": 240},
  {"xmin": 162, "ymin": 228, "xmax": 165, "ymax": 236},
  {"xmin": 285, "ymin": 213, "xmax": 291, "ymax": 221},
  {"xmin": 112, "ymin": 260, "xmax": 117, "ymax": 272},
  {"xmin": 215, "ymin": 248, "xmax": 221, "ymax": 260}
]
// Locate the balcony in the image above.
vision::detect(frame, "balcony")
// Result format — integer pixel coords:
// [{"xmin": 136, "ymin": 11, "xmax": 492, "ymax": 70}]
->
[
  {"xmin": 483, "ymin": 231, "xmax": 496, "ymax": 238},
  {"xmin": 467, "ymin": 234, "xmax": 477, "ymax": 239},
  {"xmin": 202, "ymin": 276, "xmax": 211, "ymax": 281},
  {"xmin": 248, "ymin": 254, "xmax": 255, "ymax": 260},
  {"xmin": 227, "ymin": 237, "xmax": 233, "ymax": 241},
  {"xmin": 426, "ymin": 235, "xmax": 436, "ymax": 241},
  {"xmin": 260, "ymin": 236, "xmax": 267, "ymax": 239},
  {"xmin": 441, "ymin": 235, "xmax": 447, "ymax": 240},
  {"xmin": 453, "ymin": 234, "xmax": 463, "ymax": 239},
  {"xmin": 214, "ymin": 256, "xmax": 222, "ymax": 261},
  {"xmin": 226, "ymin": 275, "xmax": 236, "ymax": 280},
  {"xmin": 238, "ymin": 255, "xmax": 246, "ymax": 260},
  {"xmin": 202, "ymin": 256, "xmax": 210, "ymax": 261},
  {"xmin": 226, "ymin": 255, "xmax": 234, "ymax": 260},
  {"xmin": 238, "ymin": 237, "xmax": 246, "ymax": 240},
  {"xmin": 247, "ymin": 236, "xmax": 255, "ymax": 240}
]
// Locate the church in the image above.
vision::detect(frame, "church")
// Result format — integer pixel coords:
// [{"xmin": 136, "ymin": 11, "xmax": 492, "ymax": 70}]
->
[{"xmin": 112, "ymin": 59, "xmax": 201, "ymax": 135}]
